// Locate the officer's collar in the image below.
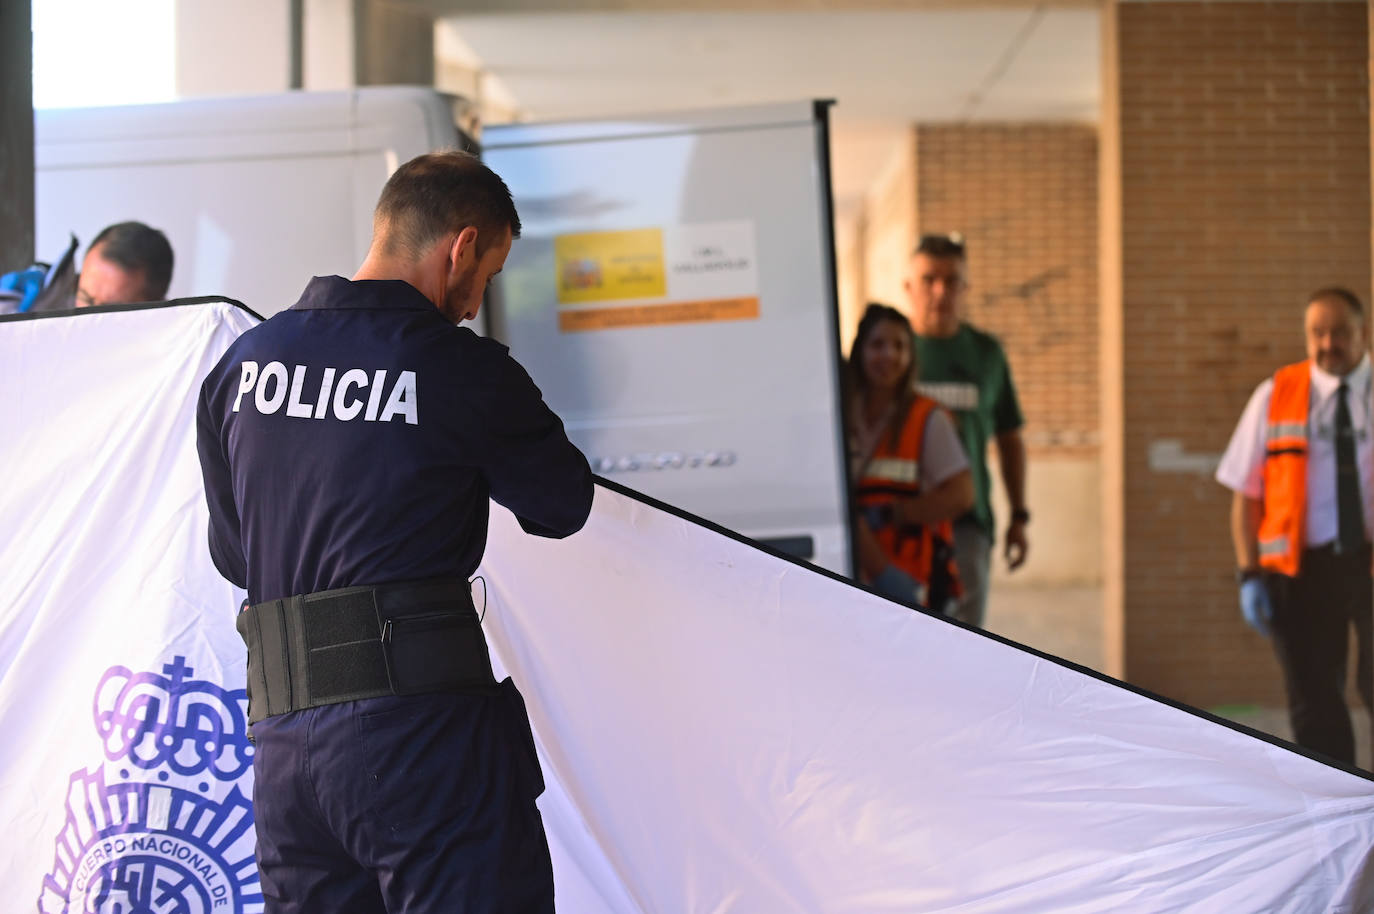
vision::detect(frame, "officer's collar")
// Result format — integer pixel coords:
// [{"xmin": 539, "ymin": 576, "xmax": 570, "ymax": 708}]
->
[{"xmin": 290, "ymin": 275, "xmax": 439, "ymax": 313}]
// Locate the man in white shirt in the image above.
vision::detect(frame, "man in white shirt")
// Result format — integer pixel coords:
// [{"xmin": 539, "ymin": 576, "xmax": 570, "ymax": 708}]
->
[{"xmin": 1216, "ymin": 287, "xmax": 1373, "ymax": 766}]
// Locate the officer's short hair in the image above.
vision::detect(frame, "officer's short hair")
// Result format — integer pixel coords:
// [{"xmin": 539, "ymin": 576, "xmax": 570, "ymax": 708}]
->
[
  {"xmin": 1308, "ymin": 286, "xmax": 1364, "ymax": 321},
  {"xmin": 89, "ymin": 221, "xmax": 174, "ymax": 299},
  {"xmin": 374, "ymin": 151, "xmax": 522, "ymax": 259}
]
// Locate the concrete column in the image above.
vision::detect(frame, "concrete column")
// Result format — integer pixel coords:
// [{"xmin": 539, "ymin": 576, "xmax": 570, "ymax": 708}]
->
[
  {"xmin": 860, "ymin": 127, "xmax": 917, "ymax": 312},
  {"xmin": 1098, "ymin": 1, "xmax": 1124, "ymax": 680},
  {"xmin": 175, "ymin": 0, "xmax": 293, "ymax": 97},
  {"xmin": 0, "ymin": 0, "xmax": 34, "ymax": 270},
  {"xmin": 1366, "ymin": 0, "xmax": 1373, "ymax": 771},
  {"xmin": 305, "ymin": 0, "xmax": 435, "ymax": 89},
  {"xmin": 356, "ymin": 0, "xmax": 435, "ymax": 87},
  {"xmin": 434, "ymin": 21, "xmax": 523, "ymax": 135},
  {"xmin": 833, "ymin": 211, "xmax": 867, "ymax": 343},
  {"xmin": 304, "ymin": 0, "xmax": 355, "ymax": 89},
  {"xmin": 176, "ymin": 0, "xmax": 433, "ymax": 97}
]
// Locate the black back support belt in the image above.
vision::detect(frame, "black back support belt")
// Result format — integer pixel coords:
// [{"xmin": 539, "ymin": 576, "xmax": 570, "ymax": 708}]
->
[{"xmin": 236, "ymin": 577, "xmax": 495, "ymax": 724}]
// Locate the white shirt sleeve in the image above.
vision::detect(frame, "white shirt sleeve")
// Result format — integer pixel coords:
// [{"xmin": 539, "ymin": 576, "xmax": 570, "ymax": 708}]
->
[
  {"xmin": 1215, "ymin": 378, "xmax": 1274, "ymax": 499},
  {"xmin": 920, "ymin": 407, "xmax": 970, "ymax": 489}
]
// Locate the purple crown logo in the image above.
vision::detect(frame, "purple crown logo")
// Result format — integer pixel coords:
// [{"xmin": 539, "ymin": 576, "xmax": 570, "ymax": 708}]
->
[
  {"xmin": 94, "ymin": 656, "xmax": 253, "ymax": 781},
  {"xmin": 40, "ymin": 656, "xmax": 261, "ymax": 913}
]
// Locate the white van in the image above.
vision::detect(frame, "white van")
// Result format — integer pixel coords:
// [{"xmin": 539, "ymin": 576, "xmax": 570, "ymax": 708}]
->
[
  {"xmin": 35, "ymin": 88, "xmax": 853, "ymax": 576},
  {"xmin": 35, "ymin": 87, "xmax": 464, "ymax": 314}
]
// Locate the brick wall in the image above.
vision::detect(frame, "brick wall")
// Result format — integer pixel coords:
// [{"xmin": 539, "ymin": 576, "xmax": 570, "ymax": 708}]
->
[
  {"xmin": 1113, "ymin": 1, "xmax": 1371, "ymax": 707},
  {"xmin": 915, "ymin": 124, "xmax": 1100, "ymax": 457}
]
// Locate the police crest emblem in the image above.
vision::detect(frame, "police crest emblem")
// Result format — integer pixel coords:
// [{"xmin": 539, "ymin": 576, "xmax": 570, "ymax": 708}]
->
[{"xmin": 39, "ymin": 657, "xmax": 261, "ymax": 913}]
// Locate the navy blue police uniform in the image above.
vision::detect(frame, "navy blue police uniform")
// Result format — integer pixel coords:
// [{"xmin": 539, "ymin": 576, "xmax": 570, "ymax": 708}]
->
[{"xmin": 196, "ymin": 275, "xmax": 594, "ymax": 914}]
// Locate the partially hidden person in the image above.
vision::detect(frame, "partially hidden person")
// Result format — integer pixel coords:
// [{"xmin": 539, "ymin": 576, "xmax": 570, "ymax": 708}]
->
[{"xmin": 849, "ymin": 302, "xmax": 974, "ymax": 615}]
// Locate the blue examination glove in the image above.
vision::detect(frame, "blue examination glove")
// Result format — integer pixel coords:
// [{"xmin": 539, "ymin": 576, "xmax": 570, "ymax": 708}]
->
[
  {"xmin": 861, "ymin": 504, "xmax": 894, "ymax": 532},
  {"xmin": 872, "ymin": 565, "xmax": 927, "ymax": 609},
  {"xmin": 1238, "ymin": 576, "xmax": 1273, "ymax": 638}
]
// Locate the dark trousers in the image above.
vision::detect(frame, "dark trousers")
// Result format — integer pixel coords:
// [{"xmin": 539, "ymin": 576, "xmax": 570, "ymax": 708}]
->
[
  {"xmin": 1265, "ymin": 545, "xmax": 1374, "ymax": 766},
  {"xmin": 251, "ymin": 679, "xmax": 555, "ymax": 913}
]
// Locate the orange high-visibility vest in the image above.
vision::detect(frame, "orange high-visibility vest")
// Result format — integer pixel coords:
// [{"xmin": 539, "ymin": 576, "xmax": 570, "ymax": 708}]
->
[
  {"xmin": 1257, "ymin": 360, "xmax": 1311, "ymax": 576},
  {"xmin": 854, "ymin": 395, "xmax": 962, "ymax": 608}
]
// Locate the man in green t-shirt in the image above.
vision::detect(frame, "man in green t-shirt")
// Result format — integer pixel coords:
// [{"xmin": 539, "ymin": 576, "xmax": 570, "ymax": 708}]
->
[{"xmin": 902, "ymin": 234, "xmax": 1029, "ymax": 628}]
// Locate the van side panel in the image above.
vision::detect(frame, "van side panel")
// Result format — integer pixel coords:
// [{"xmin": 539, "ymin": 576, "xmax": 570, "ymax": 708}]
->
[{"xmin": 35, "ymin": 88, "xmax": 460, "ymax": 314}]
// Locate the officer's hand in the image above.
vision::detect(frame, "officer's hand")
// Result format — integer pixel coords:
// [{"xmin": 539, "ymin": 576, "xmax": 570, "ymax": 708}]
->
[
  {"xmin": 1238, "ymin": 577, "xmax": 1274, "ymax": 638},
  {"xmin": 871, "ymin": 565, "xmax": 922, "ymax": 608}
]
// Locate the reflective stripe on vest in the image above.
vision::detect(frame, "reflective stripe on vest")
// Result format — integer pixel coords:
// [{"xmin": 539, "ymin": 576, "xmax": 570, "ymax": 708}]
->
[
  {"xmin": 1265, "ymin": 422, "xmax": 1308, "ymax": 444},
  {"xmin": 866, "ymin": 456, "xmax": 920, "ymax": 486},
  {"xmin": 1258, "ymin": 361, "xmax": 1310, "ymax": 576}
]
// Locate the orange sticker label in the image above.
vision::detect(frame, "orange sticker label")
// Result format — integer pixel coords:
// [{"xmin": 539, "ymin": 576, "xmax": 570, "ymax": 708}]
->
[{"xmin": 559, "ymin": 297, "xmax": 760, "ymax": 333}]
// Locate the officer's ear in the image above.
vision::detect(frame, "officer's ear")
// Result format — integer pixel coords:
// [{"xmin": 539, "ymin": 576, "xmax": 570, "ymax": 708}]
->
[{"xmin": 449, "ymin": 226, "xmax": 480, "ymax": 270}]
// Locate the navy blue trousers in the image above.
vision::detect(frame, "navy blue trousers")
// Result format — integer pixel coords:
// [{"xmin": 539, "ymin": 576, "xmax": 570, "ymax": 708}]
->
[
  {"xmin": 250, "ymin": 679, "xmax": 555, "ymax": 913},
  {"xmin": 1266, "ymin": 545, "xmax": 1374, "ymax": 767}
]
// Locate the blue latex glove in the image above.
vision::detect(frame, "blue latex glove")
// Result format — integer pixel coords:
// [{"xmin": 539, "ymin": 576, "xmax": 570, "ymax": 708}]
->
[
  {"xmin": 861, "ymin": 504, "xmax": 894, "ymax": 532},
  {"xmin": 1238, "ymin": 576, "xmax": 1273, "ymax": 637},
  {"xmin": 871, "ymin": 565, "xmax": 927, "ymax": 609},
  {"xmin": 0, "ymin": 267, "xmax": 46, "ymax": 312}
]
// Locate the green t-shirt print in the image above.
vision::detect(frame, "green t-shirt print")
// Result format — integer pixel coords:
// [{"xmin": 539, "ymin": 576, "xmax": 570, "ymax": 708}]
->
[{"xmin": 912, "ymin": 323, "xmax": 1024, "ymax": 536}]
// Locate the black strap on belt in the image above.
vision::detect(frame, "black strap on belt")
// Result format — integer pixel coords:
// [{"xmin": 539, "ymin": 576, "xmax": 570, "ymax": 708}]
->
[{"xmin": 236, "ymin": 576, "xmax": 495, "ymax": 724}]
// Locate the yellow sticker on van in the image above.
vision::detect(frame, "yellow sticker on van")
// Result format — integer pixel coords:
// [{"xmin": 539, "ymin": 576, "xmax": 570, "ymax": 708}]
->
[{"xmin": 555, "ymin": 228, "xmax": 667, "ymax": 304}]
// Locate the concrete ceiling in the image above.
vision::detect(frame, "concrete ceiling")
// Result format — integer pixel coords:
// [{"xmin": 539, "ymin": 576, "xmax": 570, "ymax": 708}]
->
[{"xmin": 434, "ymin": 7, "xmax": 1100, "ymax": 217}]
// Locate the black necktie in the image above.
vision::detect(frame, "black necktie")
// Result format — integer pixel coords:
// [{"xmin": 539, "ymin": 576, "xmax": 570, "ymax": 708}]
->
[{"xmin": 1335, "ymin": 381, "xmax": 1364, "ymax": 553}]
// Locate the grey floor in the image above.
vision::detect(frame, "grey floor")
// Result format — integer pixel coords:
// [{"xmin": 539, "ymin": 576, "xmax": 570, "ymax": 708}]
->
[{"xmin": 983, "ymin": 584, "xmax": 1372, "ymax": 772}]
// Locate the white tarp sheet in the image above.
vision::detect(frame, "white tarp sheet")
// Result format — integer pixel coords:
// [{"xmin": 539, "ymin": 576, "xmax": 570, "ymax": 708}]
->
[
  {"xmin": 480, "ymin": 488, "xmax": 1374, "ymax": 913},
  {"xmin": 0, "ymin": 302, "xmax": 260, "ymax": 911},
  {"xmin": 4, "ymin": 303, "xmax": 1374, "ymax": 912}
]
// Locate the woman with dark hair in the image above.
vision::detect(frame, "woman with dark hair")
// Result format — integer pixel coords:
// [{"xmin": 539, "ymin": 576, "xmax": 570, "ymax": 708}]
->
[{"xmin": 848, "ymin": 303, "xmax": 974, "ymax": 614}]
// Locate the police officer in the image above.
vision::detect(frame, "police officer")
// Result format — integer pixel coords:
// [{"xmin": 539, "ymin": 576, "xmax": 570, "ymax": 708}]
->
[{"xmin": 196, "ymin": 152, "xmax": 593, "ymax": 912}]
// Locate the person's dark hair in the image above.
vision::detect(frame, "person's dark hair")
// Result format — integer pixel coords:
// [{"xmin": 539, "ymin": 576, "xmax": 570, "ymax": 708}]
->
[
  {"xmin": 374, "ymin": 150, "xmax": 521, "ymax": 259},
  {"xmin": 1309, "ymin": 286, "xmax": 1364, "ymax": 320},
  {"xmin": 89, "ymin": 221, "xmax": 174, "ymax": 299},
  {"xmin": 848, "ymin": 303, "xmax": 919, "ymax": 448},
  {"xmin": 914, "ymin": 232, "xmax": 967, "ymax": 261}
]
